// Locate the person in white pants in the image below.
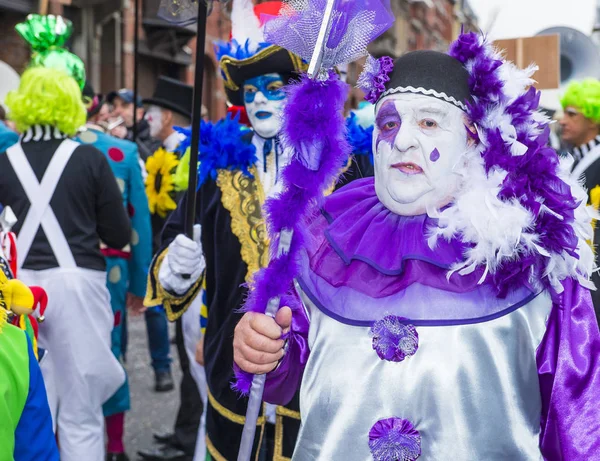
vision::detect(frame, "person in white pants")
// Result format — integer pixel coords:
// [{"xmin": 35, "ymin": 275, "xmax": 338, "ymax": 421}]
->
[
  {"xmin": 0, "ymin": 65, "xmax": 131, "ymax": 461},
  {"xmin": 181, "ymin": 296, "xmax": 208, "ymax": 461}
]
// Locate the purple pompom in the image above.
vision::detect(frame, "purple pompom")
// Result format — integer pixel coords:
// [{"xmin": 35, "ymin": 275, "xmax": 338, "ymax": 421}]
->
[
  {"xmin": 357, "ymin": 55, "xmax": 394, "ymax": 103},
  {"xmin": 371, "ymin": 315, "xmax": 418, "ymax": 362},
  {"xmin": 369, "ymin": 417, "xmax": 421, "ymax": 461}
]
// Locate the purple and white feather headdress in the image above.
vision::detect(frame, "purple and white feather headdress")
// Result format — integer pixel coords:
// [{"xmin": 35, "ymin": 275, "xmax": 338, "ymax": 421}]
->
[
  {"xmin": 358, "ymin": 32, "xmax": 596, "ymax": 295},
  {"xmin": 431, "ymin": 32, "xmax": 595, "ymax": 295}
]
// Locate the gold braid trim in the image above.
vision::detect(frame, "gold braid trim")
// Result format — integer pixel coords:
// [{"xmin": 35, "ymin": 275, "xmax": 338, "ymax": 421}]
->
[
  {"xmin": 274, "ymin": 414, "xmax": 292, "ymax": 461},
  {"xmin": 275, "ymin": 406, "xmax": 301, "ymax": 420},
  {"xmin": 208, "ymin": 388, "xmax": 266, "ymax": 425},
  {"xmin": 254, "ymin": 422, "xmax": 266, "ymax": 461},
  {"xmin": 143, "ymin": 248, "xmax": 204, "ymax": 321},
  {"xmin": 273, "ymin": 405, "xmax": 300, "ymax": 460},
  {"xmin": 206, "ymin": 435, "xmax": 227, "ymax": 461},
  {"xmin": 217, "ymin": 168, "xmax": 270, "ymax": 282},
  {"xmin": 219, "ymin": 46, "xmax": 308, "ymax": 92},
  {"xmin": 590, "ymin": 186, "xmax": 600, "ymax": 251}
]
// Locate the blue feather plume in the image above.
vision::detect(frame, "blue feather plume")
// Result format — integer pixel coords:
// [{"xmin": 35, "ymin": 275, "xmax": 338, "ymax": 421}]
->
[
  {"xmin": 176, "ymin": 114, "xmax": 257, "ymax": 190},
  {"xmin": 346, "ymin": 113, "xmax": 374, "ymax": 164}
]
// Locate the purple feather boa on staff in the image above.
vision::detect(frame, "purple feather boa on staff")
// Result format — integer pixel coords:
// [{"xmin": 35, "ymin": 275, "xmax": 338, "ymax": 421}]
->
[{"xmin": 233, "ymin": 71, "xmax": 351, "ymax": 395}]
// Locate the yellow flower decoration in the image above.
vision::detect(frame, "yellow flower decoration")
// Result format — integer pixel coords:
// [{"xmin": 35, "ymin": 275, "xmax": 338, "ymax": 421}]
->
[
  {"xmin": 173, "ymin": 147, "xmax": 190, "ymax": 192},
  {"xmin": 590, "ymin": 185, "xmax": 600, "ymax": 212},
  {"xmin": 586, "ymin": 185, "xmax": 600, "ymax": 254},
  {"xmin": 145, "ymin": 148, "xmax": 180, "ymax": 218}
]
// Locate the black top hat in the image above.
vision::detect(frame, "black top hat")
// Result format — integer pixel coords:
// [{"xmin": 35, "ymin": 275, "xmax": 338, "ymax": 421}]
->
[
  {"xmin": 380, "ymin": 51, "xmax": 473, "ymax": 111},
  {"xmin": 143, "ymin": 76, "xmax": 194, "ymax": 119},
  {"xmin": 220, "ymin": 45, "xmax": 306, "ymax": 106}
]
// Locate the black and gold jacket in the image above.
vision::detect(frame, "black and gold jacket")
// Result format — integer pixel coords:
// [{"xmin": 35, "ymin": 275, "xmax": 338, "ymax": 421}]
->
[{"xmin": 145, "ymin": 120, "xmax": 374, "ymax": 460}]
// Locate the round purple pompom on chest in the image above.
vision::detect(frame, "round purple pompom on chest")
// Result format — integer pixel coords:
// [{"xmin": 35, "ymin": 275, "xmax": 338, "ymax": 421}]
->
[
  {"xmin": 369, "ymin": 417, "xmax": 421, "ymax": 461},
  {"xmin": 371, "ymin": 315, "xmax": 418, "ymax": 362}
]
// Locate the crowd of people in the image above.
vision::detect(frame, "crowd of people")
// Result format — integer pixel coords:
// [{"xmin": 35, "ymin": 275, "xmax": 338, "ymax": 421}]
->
[{"xmin": 1, "ymin": 1, "xmax": 600, "ymax": 461}]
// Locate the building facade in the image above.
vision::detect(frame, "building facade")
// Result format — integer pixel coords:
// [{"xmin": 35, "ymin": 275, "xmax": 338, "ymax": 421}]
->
[
  {"xmin": 0, "ymin": 0, "xmax": 477, "ymax": 120},
  {"xmin": 346, "ymin": 0, "xmax": 478, "ymax": 107}
]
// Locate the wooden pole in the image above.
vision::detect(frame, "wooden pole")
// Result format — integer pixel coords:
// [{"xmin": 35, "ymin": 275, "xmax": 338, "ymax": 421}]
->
[
  {"xmin": 132, "ymin": 0, "xmax": 140, "ymax": 140},
  {"xmin": 39, "ymin": 0, "xmax": 49, "ymax": 15}
]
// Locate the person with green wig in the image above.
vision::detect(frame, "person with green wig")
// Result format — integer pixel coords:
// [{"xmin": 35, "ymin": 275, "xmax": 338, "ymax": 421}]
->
[
  {"xmin": 0, "ymin": 15, "xmax": 131, "ymax": 461},
  {"xmin": 560, "ymin": 79, "xmax": 600, "ymax": 155},
  {"xmin": 561, "ymin": 78, "xmax": 600, "ymax": 321}
]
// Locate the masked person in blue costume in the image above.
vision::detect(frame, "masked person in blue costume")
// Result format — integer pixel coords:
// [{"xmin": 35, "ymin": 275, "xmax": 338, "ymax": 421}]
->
[{"xmin": 143, "ymin": 0, "xmax": 374, "ymax": 457}]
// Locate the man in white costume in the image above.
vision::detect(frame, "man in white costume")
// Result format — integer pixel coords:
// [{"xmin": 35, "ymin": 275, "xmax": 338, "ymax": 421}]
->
[
  {"xmin": 0, "ymin": 16, "xmax": 129, "ymax": 460},
  {"xmin": 233, "ymin": 32, "xmax": 600, "ymax": 460}
]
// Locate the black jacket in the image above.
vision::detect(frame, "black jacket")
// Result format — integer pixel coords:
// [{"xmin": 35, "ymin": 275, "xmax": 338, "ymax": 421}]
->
[
  {"xmin": 0, "ymin": 132, "xmax": 131, "ymax": 271},
  {"xmin": 128, "ymin": 119, "xmax": 162, "ymax": 161}
]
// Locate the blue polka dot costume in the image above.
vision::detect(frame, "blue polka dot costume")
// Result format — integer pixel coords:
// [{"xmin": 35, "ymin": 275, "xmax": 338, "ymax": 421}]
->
[{"xmin": 76, "ymin": 128, "xmax": 153, "ymax": 416}]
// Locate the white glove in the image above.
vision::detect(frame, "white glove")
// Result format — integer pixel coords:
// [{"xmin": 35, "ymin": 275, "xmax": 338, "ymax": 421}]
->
[{"xmin": 159, "ymin": 224, "xmax": 205, "ymax": 295}]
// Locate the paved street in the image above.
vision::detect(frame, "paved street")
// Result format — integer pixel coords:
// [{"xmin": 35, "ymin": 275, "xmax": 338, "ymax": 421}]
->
[{"xmin": 124, "ymin": 313, "xmax": 182, "ymax": 458}]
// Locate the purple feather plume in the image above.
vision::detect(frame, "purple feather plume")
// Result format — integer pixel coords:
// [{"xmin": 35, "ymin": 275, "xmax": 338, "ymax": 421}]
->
[
  {"xmin": 233, "ymin": 71, "xmax": 351, "ymax": 393},
  {"xmin": 449, "ymin": 32, "xmax": 585, "ymax": 295},
  {"xmin": 357, "ymin": 55, "xmax": 394, "ymax": 103}
]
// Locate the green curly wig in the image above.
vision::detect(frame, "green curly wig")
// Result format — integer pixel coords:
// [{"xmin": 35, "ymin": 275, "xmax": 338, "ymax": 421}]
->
[
  {"xmin": 5, "ymin": 67, "xmax": 86, "ymax": 136},
  {"xmin": 561, "ymin": 79, "xmax": 600, "ymax": 124}
]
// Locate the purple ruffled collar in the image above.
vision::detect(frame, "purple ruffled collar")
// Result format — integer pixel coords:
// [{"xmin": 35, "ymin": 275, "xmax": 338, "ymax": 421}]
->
[{"xmin": 306, "ymin": 177, "xmax": 486, "ymax": 298}]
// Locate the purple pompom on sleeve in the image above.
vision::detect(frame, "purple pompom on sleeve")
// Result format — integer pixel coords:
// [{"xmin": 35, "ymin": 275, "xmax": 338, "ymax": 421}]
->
[
  {"xmin": 369, "ymin": 417, "xmax": 421, "ymax": 461},
  {"xmin": 371, "ymin": 315, "xmax": 419, "ymax": 362},
  {"xmin": 357, "ymin": 55, "xmax": 394, "ymax": 103}
]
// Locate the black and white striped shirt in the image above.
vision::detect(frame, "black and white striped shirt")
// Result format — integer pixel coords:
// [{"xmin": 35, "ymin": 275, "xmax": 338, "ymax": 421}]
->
[
  {"xmin": 0, "ymin": 125, "xmax": 130, "ymax": 271},
  {"xmin": 572, "ymin": 135, "xmax": 600, "ymax": 162},
  {"xmin": 20, "ymin": 124, "xmax": 68, "ymax": 143}
]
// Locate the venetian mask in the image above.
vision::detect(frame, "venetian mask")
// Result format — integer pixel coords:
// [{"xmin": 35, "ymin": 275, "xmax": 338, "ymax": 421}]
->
[
  {"xmin": 145, "ymin": 105, "xmax": 164, "ymax": 138},
  {"xmin": 243, "ymin": 73, "xmax": 286, "ymax": 139},
  {"xmin": 373, "ymin": 93, "xmax": 470, "ymax": 216}
]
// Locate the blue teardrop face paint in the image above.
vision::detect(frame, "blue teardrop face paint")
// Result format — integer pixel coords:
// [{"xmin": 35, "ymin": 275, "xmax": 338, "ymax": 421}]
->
[
  {"xmin": 375, "ymin": 101, "xmax": 401, "ymax": 151},
  {"xmin": 429, "ymin": 148, "xmax": 440, "ymax": 162}
]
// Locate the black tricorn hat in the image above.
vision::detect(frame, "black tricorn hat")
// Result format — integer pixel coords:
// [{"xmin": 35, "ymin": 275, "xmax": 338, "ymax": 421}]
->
[
  {"xmin": 219, "ymin": 45, "xmax": 306, "ymax": 106},
  {"xmin": 379, "ymin": 50, "xmax": 473, "ymax": 111},
  {"xmin": 143, "ymin": 76, "xmax": 194, "ymax": 119}
]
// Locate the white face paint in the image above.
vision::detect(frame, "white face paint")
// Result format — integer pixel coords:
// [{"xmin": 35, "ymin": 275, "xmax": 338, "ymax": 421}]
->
[
  {"xmin": 243, "ymin": 73, "xmax": 286, "ymax": 139},
  {"xmin": 145, "ymin": 105, "xmax": 164, "ymax": 138},
  {"xmin": 373, "ymin": 93, "xmax": 470, "ymax": 216}
]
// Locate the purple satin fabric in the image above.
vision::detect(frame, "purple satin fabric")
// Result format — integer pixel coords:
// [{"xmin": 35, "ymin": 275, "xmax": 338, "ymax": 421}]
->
[
  {"xmin": 308, "ymin": 177, "xmax": 488, "ymax": 298},
  {"xmin": 262, "ymin": 177, "xmax": 600, "ymax": 456},
  {"xmin": 298, "ymin": 250, "xmax": 536, "ymax": 326},
  {"xmin": 262, "ymin": 292, "xmax": 311, "ymax": 406},
  {"xmin": 537, "ymin": 278, "xmax": 600, "ymax": 460}
]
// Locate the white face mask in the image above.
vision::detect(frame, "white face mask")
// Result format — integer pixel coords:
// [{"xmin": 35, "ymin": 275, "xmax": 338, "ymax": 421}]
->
[
  {"xmin": 243, "ymin": 73, "xmax": 286, "ymax": 139},
  {"xmin": 373, "ymin": 93, "xmax": 470, "ymax": 216},
  {"xmin": 145, "ymin": 105, "xmax": 164, "ymax": 138}
]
